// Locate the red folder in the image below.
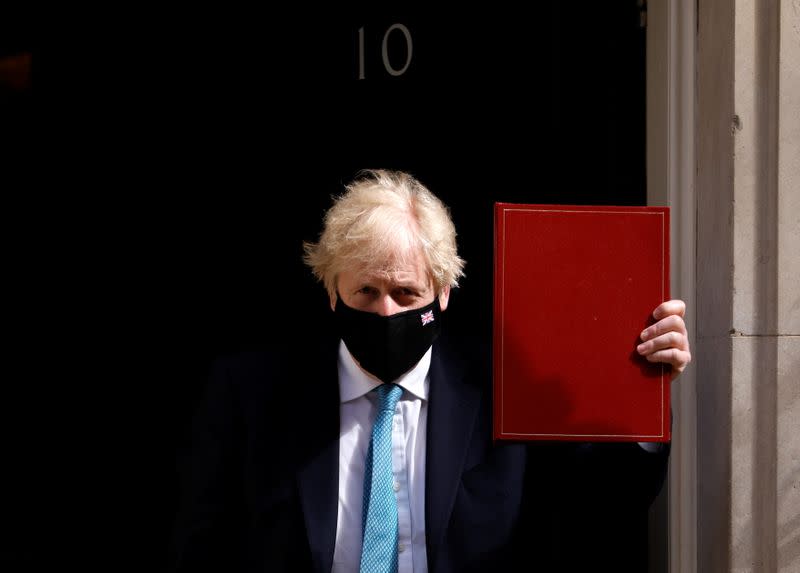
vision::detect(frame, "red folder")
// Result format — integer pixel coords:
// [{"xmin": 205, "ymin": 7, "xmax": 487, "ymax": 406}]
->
[{"xmin": 493, "ymin": 203, "xmax": 670, "ymax": 442}]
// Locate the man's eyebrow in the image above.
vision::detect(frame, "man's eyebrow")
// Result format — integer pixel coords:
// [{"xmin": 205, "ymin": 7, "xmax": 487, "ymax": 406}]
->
[{"xmin": 393, "ymin": 282, "xmax": 426, "ymax": 291}]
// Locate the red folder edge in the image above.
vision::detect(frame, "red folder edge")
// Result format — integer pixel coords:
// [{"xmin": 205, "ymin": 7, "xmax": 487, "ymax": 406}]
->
[{"xmin": 493, "ymin": 203, "xmax": 671, "ymax": 443}]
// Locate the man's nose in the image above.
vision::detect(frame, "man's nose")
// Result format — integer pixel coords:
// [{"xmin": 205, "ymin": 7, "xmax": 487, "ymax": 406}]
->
[{"xmin": 375, "ymin": 295, "xmax": 400, "ymax": 317}]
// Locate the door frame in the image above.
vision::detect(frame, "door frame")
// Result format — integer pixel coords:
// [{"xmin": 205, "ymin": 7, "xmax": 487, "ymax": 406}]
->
[{"xmin": 646, "ymin": 1, "xmax": 697, "ymax": 572}]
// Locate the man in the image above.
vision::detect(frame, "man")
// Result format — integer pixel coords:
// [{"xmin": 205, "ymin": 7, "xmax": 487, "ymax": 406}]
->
[{"xmin": 171, "ymin": 169, "xmax": 691, "ymax": 572}]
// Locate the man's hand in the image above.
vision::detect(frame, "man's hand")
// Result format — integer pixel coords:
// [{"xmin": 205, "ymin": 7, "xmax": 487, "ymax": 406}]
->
[{"xmin": 637, "ymin": 299, "xmax": 692, "ymax": 378}]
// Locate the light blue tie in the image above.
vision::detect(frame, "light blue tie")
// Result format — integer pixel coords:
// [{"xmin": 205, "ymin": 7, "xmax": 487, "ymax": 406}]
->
[{"xmin": 360, "ymin": 383, "xmax": 403, "ymax": 573}]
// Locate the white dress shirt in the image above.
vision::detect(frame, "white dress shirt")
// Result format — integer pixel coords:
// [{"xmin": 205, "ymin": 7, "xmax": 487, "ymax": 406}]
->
[{"xmin": 333, "ymin": 340, "xmax": 430, "ymax": 573}]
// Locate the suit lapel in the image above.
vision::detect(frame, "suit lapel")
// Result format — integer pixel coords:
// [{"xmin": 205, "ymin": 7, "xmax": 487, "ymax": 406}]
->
[
  {"xmin": 425, "ymin": 339, "xmax": 483, "ymax": 570},
  {"xmin": 296, "ymin": 337, "xmax": 340, "ymax": 573}
]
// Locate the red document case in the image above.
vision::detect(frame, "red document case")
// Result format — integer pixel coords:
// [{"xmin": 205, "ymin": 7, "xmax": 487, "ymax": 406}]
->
[{"xmin": 493, "ymin": 203, "xmax": 671, "ymax": 442}]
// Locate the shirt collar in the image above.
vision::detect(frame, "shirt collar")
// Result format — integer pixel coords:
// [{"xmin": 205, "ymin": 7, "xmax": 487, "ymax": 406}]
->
[{"xmin": 337, "ymin": 339, "xmax": 431, "ymax": 403}]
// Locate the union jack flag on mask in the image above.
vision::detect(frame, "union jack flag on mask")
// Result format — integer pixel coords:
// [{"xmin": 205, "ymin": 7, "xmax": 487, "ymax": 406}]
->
[{"xmin": 420, "ymin": 310, "xmax": 435, "ymax": 325}]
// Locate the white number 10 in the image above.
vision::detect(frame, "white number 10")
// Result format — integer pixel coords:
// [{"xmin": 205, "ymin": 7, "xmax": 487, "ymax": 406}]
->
[{"xmin": 358, "ymin": 24, "xmax": 413, "ymax": 79}]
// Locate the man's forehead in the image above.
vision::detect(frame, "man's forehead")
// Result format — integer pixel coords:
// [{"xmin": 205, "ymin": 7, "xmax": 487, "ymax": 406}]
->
[
  {"xmin": 357, "ymin": 267, "xmax": 430, "ymax": 286},
  {"xmin": 344, "ymin": 260, "xmax": 432, "ymax": 287}
]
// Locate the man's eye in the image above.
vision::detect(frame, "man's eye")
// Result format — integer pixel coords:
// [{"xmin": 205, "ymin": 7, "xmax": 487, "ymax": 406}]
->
[{"xmin": 358, "ymin": 287, "xmax": 375, "ymax": 295}]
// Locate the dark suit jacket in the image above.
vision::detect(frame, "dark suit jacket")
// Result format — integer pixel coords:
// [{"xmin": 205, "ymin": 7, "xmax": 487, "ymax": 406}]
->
[{"xmin": 171, "ymin": 332, "xmax": 669, "ymax": 572}]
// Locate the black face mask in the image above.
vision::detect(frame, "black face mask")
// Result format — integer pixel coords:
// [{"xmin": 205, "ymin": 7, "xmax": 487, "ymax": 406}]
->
[{"xmin": 334, "ymin": 296, "xmax": 443, "ymax": 383}]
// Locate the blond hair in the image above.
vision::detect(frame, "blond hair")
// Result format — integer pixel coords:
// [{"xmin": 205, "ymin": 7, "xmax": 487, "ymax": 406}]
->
[{"xmin": 303, "ymin": 169, "xmax": 465, "ymax": 300}]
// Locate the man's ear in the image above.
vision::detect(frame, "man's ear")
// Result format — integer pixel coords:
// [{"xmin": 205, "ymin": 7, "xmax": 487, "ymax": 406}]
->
[{"xmin": 438, "ymin": 285, "xmax": 451, "ymax": 311}]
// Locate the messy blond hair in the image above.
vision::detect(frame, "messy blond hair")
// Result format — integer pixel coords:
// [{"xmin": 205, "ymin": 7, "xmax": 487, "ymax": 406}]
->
[{"xmin": 303, "ymin": 169, "xmax": 466, "ymax": 300}]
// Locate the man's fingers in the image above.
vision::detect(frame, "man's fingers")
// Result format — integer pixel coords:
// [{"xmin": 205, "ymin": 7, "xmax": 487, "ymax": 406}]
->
[
  {"xmin": 638, "ymin": 299, "xmax": 692, "ymax": 378},
  {"xmin": 637, "ymin": 330, "xmax": 689, "ymax": 355},
  {"xmin": 644, "ymin": 348, "xmax": 692, "ymax": 373},
  {"xmin": 640, "ymin": 314, "xmax": 687, "ymax": 342},
  {"xmin": 652, "ymin": 299, "xmax": 686, "ymax": 321}
]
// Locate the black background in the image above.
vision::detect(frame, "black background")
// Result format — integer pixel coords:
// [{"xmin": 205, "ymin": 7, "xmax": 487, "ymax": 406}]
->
[{"xmin": 4, "ymin": 2, "xmax": 649, "ymax": 570}]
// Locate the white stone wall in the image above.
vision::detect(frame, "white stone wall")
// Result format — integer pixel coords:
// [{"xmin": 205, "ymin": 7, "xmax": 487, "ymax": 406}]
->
[{"xmin": 697, "ymin": 0, "xmax": 799, "ymax": 571}]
